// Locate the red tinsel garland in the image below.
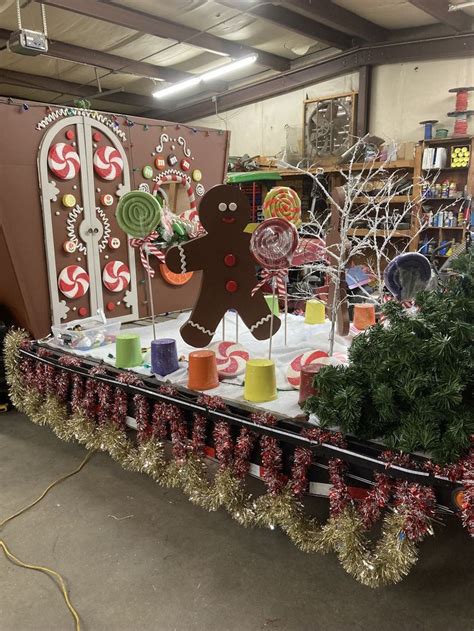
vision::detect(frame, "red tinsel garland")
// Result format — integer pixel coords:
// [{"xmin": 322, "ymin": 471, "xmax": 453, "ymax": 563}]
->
[
  {"xmin": 37, "ymin": 348, "xmax": 56, "ymax": 395},
  {"xmin": 251, "ymin": 412, "xmax": 285, "ymax": 495},
  {"xmin": 233, "ymin": 428, "xmax": 256, "ymax": 480},
  {"xmin": 199, "ymin": 395, "xmax": 232, "ymax": 468},
  {"xmin": 461, "ymin": 466, "xmax": 474, "ymax": 536},
  {"xmin": 260, "ymin": 434, "xmax": 285, "ymax": 495},
  {"xmin": 358, "ymin": 473, "xmax": 392, "ymax": 529},
  {"xmin": 288, "ymin": 428, "xmax": 347, "ymax": 498},
  {"xmin": 380, "ymin": 450, "xmax": 417, "ymax": 470},
  {"xmin": 394, "ymin": 481, "xmax": 436, "ymax": 542},
  {"xmin": 213, "ymin": 421, "xmax": 234, "ymax": 470},
  {"xmin": 88, "ymin": 368, "xmax": 114, "ymax": 426},
  {"xmin": 251, "ymin": 411, "xmax": 277, "ymax": 427},
  {"xmin": 169, "ymin": 409, "xmax": 188, "ymax": 461},
  {"xmin": 197, "ymin": 394, "xmax": 227, "ymax": 412},
  {"xmin": 151, "ymin": 402, "xmax": 169, "ymax": 441},
  {"xmin": 57, "ymin": 355, "xmax": 80, "ymax": 403},
  {"xmin": 289, "ymin": 446, "xmax": 312, "ymax": 496},
  {"xmin": 34, "ymin": 354, "xmax": 47, "ymax": 395},
  {"xmin": 156, "ymin": 385, "xmax": 188, "ymax": 459},
  {"xmin": 328, "ymin": 459, "xmax": 352, "ymax": 517},
  {"xmin": 15, "ymin": 350, "xmax": 474, "ymax": 539},
  {"xmin": 19, "ymin": 357, "xmax": 37, "ymax": 390},
  {"xmin": 159, "ymin": 384, "xmax": 178, "ymax": 397},
  {"xmin": 424, "ymin": 449, "xmax": 474, "ymax": 483},
  {"xmin": 134, "ymin": 393, "xmax": 151, "ymax": 442},
  {"xmin": 191, "ymin": 414, "xmax": 207, "ymax": 457},
  {"xmin": 113, "ymin": 387, "xmax": 128, "ymax": 429},
  {"xmin": 305, "ymin": 426, "xmax": 347, "ymax": 448},
  {"xmin": 112, "ymin": 372, "xmax": 141, "ymax": 430},
  {"xmin": 83, "ymin": 374, "xmax": 99, "ymax": 420}
]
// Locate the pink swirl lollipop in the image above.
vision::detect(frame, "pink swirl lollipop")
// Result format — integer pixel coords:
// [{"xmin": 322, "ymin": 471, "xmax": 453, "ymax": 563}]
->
[{"xmin": 250, "ymin": 218, "xmax": 299, "ymax": 270}]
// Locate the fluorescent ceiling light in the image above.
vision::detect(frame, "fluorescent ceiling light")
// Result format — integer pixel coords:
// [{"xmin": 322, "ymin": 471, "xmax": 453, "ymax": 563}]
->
[
  {"xmin": 153, "ymin": 76, "xmax": 200, "ymax": 99},
  {"xmin": 448, "ymin": 1, "xmax": 474, "ymax": 9},
  {"xmin": 153, "ymin": 55, "xmax": 258, "ymax": 99},
  {"xmin": 201, "ymin": 55, "xmax": 258, "ymax": 82}
]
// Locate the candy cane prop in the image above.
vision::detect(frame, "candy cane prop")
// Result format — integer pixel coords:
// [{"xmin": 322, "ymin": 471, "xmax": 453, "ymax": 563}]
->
[{"xmin": 152, "ymin": 171, "xmax": 197, "ymax": 213}]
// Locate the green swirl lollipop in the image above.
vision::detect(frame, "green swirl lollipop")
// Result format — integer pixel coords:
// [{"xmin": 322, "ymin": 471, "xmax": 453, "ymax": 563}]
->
[{"xmin": 116, "ymin": 190, "xmax": 161, "ymax": 237}]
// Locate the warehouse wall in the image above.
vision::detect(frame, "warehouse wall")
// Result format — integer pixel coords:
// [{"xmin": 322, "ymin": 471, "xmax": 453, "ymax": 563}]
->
[{"xmin": 191, "ymin": 58, "xmax": 474, "ymax": 157}]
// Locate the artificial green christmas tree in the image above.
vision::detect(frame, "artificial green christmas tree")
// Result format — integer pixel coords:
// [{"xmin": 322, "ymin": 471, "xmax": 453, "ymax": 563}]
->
[{"xmin": 305, "ymin": 250, "xmax": 474, "ymax": 464}]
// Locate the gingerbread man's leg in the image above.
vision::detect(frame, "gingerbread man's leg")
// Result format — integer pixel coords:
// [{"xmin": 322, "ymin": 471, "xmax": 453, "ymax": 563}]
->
[
  {"xmin": 239, "ymin": 292, "xmax": 281, "ymax": 340},
  {"xmin": 180, "ymin": 294, "xmax": 225, "ymax": 348}
]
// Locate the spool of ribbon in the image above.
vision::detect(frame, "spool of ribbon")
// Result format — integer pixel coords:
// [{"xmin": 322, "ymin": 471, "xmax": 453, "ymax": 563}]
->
[
  {"xmin": 252, "ymin": 269, "xmax": 287, "ymax": 298},
  {"xmin": 129, "ymin": 232, "xmax": 165, "ymax": 277}
]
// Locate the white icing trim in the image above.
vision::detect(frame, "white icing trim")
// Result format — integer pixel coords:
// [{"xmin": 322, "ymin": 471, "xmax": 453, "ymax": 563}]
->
[
  {"xmin": 250, "ymin": 313, "xmax": 272, "ymax": 332},
  {"xmin": 96, "ymin": 207, "xmax": 111, "ymax": 252},
  {"xmin": 66, "ymin": 205, "xmax": 87, "ymax": 254},
  {"xmin": 178, "ymin": 136, "xmax": 192, "ymax": 158},
  {"xmin": 177, "ymin": 244, "xmax": 187, "ymax": 274},
  {"xmin": 155, "ymin": 133, "xmax": 169, "ymax": 153},
  {"xmin": 36, "ymin": 108, "xmax": 126, "ymax": 140},
  {"xmin": 188, "ymin": 320, "xmax": 215, "ymax": 336}
]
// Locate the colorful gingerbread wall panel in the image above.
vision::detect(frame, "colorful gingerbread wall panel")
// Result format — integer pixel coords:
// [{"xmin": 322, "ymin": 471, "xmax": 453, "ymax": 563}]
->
[
  {"xmin": 126, "ymin": 121, "xmax": 230, "ymax": 317},
  {"xmin": 0, "ymin": 101, "xmax": 52, "ymax": 337},
  {"xmin": 165, "ymin": 185, "xmax": 280, "ymax": 348},
  {"xmin": 0, "ymin": 99, "xmax": 230, "ymax": 337}
]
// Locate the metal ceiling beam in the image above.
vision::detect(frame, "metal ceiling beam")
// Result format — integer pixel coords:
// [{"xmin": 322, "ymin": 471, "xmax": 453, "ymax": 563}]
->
[
  {"xmin": 0, "ymin": 68, "xmax": 159, "ymax": 110},
  {"xmin": 216, "ymin": 1, "xmax": 355, "ymax": 49},
  {"xmin": 277, "ymin": 0, "xmax": 389, "ymax": 42},
  {"xmin": 36, "ymin": 0, "xmax": 291, "ymax": 72},
  {"xmin": 0, "ymin": 28, "xmax": 192, "ymax": 84},
  {"xmin": 153, "ymin": 33, "xmax": 474, "ymax": 122},
  {"xmin": 406, "ymin": 0, "xmax": 471, "ymax": 32}
]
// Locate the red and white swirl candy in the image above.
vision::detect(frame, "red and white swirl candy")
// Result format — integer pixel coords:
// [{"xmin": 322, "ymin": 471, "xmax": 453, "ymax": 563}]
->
[
  {"xmin": 93, "ymin": 146, "xmax": 123, "ymax": 180},
  {"xmin": 286, "ymin": 349, "xmax": 330, "ymax": 389},
  {"xmin": 48, "ymin": 143, "xmax": 81, "ymax": 180},
  {"xmin": 331, "ymin": 351, "xmax": 349, "ymax": 365},
  {"xmin": 58, "ymin": 265, "xmax": 90, "ymax": 299},
  {"xmin": 102, "ymin": 260, "xmax": 130, "ymax": 292},
  {"xmin": 208, "ymin": 341, "xmax": 250, "ymax": 377}
]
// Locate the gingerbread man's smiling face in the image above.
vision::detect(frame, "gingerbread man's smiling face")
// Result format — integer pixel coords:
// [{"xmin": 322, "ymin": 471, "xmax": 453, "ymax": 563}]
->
[{"xmin": 198, "ymin": 184, "xmax": 250, "ymax": 233}]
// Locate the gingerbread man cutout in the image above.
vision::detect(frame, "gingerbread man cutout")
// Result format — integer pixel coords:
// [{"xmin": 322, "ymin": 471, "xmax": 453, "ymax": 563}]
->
[{"xmin": 165, "ymin": 184, "xmax": 281, "ymax": 347}]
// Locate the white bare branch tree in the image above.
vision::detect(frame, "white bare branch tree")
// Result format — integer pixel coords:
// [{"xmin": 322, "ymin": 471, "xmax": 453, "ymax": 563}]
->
[{"xmin": 278, "ymin": 137, "xmax": 453, "ymax": 354}]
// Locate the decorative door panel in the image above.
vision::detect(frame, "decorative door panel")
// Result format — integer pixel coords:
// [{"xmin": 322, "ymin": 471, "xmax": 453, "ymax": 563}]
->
[{"xmin": 38, "ymin": 116, "xmax": 139, "ymax": 325}]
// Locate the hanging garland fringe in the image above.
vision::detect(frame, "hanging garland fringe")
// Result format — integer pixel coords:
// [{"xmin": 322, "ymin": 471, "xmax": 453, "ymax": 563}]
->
[{"xmin": 4, "ymin": 331, "xmax": 465, "ymax": 587}]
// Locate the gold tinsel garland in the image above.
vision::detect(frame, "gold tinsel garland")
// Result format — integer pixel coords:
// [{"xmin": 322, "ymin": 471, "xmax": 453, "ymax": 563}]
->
[{"xmin": 3, "ymin": 330, "xmax": 431, "ymax": 587}]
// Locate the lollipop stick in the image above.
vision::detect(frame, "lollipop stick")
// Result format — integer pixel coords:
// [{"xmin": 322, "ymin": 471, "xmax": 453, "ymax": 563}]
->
[
  {"xmin": 268, "ymin": 279, "xmax": 276, "ymax": 360},
  {"xmin": 284, "ymin": 285, "xmax": 288, "ymax": 346},
  {"xmin": 222, "ymin": 312, "xmax": 226, "ymax": 341},
  {"xmin": 145, "ymin": 251, "xmax": 157, "ymax": 339},
  {"xmin": 235, "ymin": 311, "xmax": 239, "ymax": 343}
]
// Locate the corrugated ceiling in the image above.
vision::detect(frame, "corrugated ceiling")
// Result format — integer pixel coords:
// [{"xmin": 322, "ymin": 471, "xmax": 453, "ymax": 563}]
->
[{"xmin": 0, "ymin": 0, "xmax": 472, "ymax": 113}]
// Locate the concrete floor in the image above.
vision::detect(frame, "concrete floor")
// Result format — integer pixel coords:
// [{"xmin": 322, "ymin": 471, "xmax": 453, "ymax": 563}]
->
[{"xmin": 0, "ymin": 411, "xmax": 472, "ymax": 631}]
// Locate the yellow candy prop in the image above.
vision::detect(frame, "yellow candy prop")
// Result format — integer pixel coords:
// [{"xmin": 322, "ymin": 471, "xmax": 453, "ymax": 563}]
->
[{"xmin": 263, "ymin": 186, "xmax": 302, "ymax": 227}]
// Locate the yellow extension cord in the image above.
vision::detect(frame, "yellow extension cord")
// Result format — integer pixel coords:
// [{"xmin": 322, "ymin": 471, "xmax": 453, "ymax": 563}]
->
[{"xmin": 0, "ymin": 449, "xmax": 95, "ymax": 631}]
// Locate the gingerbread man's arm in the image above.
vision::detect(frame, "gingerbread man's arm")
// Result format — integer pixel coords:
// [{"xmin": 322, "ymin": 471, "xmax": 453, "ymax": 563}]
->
[{"xmin": 165, "ymin": 235, "xmax": 208, "ymax": 274}]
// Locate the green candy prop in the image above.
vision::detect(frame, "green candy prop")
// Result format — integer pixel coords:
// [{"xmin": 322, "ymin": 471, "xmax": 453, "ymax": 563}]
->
[{"xmin": 116, "ymin": 190, "xmax": 161, "ymax": 238}]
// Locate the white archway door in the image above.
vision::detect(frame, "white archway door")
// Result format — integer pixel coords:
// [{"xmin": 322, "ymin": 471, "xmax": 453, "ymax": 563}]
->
[{"xmin": 38, "ymin": 115, "xmax": 138, "ymax": 326}]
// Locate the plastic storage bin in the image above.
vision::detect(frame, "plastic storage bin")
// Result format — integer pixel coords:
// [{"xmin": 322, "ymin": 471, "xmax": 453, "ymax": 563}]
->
[{"xmin": 52, "ymin": 314, "xmax": 121, "ymax": 351}]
